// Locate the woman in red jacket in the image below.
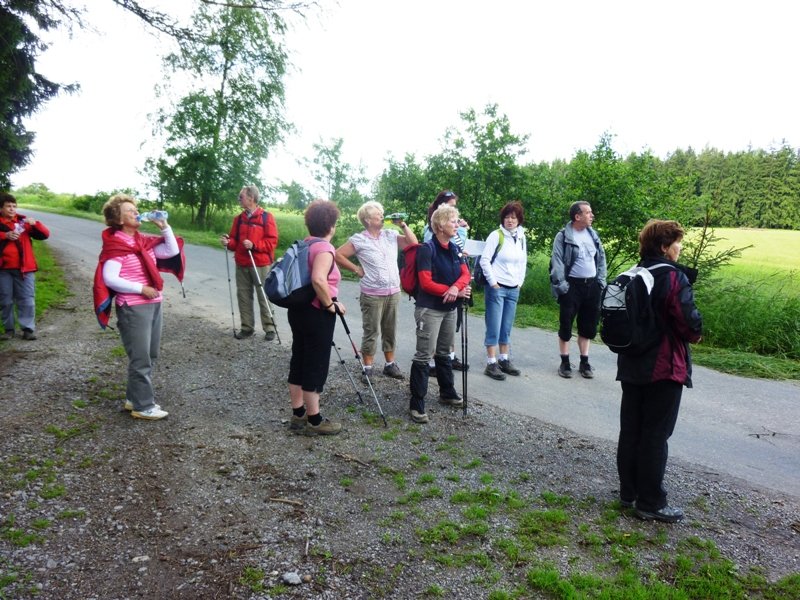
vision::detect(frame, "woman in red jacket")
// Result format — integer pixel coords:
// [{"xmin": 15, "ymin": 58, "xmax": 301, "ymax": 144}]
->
[
  {"xmin": 616, "ymin": 219, "xmax": 703, "ymax": 523},
  {"xmin": 0, "ymin": 192, "xmax": 50, "ymax": 340}
]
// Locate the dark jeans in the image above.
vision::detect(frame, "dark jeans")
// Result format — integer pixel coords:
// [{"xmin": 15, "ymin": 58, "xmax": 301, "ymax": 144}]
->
[{"xmin": 616, "ymin": 380, "xmax": 683, "ymax": 511}]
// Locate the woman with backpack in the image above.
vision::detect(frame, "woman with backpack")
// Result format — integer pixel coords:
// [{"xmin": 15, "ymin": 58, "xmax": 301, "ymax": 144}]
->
[
  {"xmin": 335, "ymin": 201, "xmax": 417, "ymax": 383},
  {"xmin": 408, "ymin": 204, "xmax": 471, "ymax": 424},
  {"xmin": 616, "ymin": 219, "xmax": 703, "ymax": 523},
  {"xmin": 286, "ymin": 200, "xmax": 345, "ymax": 436},
  {"xmin": 479, "ymin": 201, "xmax": 528, "ymax": 381}
]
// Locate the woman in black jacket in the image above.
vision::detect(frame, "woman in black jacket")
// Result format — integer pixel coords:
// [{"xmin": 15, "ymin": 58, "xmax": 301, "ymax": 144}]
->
[{"xmin": 616, "ymin": 219, "xmax": 703, "ymax": 523}]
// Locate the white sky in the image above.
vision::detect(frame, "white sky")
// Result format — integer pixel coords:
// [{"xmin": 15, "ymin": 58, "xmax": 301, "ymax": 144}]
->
[{"xmin": 12, "ymin": 0, "xmax": 800, "ymax": 197}]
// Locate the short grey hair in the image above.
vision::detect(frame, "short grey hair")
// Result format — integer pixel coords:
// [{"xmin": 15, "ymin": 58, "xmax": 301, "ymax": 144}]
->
[
  {"xmin": 241, "ymin": 185, "xmax": 260, "ymax": 203},
  {"xmin": 357, "ymin": 201, "xmax": 384, "ymax": 227}
]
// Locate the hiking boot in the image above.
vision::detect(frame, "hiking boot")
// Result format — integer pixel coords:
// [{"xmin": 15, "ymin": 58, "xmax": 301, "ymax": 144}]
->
[
  {"xmin": 234, "ymin": 329, "xmax": 254, "ymax": 340},
  {"xmin": 498, "ymin": 359, "xmax": 520, "ymax": 376},
  {"xmin": 289, "ymin": 413, "xmax": 308, "ymax": 431},
  {"xmin": 264, "ymin": 330, "xmax": 276, "ymax": 341},
  {"xmin": 360, "ymin": 367, "xmax": 374, "ymax": 384},
  {"xmin": 409, "ymin": 409, "xmax": 429, "ymax": 424},
  {"xmin": 124, "ymin": 400, "xmax": 161, "ymax": 412},
  {"xmin": 382, "ymin": 362, "xmax": 405, "ymax": 379},
  {"xmin": 579, "ymin": 362, "xmax": 594, "ymax": 379},
  {"xmin": 22, "ymin": 328, "xmax": 37, "ymax": 341},
  {"xmin": 438, "ymin": 395, "xmax": 464, "ymax": 408},
  {"xmin": 558, "ymin": 362, "xmax": 572, "ymax": 378},
  {"xmin": 635, "ymin": 505, "xmax": 684, "ymax": 523},
  {"xmin": 131, "ymin": 406, "xmax": 169, "ymax": 420},
  {"xmin": 305, "ymin": 418, "xmax": 342, "ymax": 436},
  {"xmin": 484, "ymin": 362, "xmax": 506, "ymax": 381},
  {"xmin": 452, "ymin": 356, "xmax": 468, "ymax": 371}
]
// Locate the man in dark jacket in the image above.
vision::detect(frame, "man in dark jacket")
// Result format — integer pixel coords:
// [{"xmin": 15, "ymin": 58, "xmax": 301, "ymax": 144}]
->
[
  {"xmin": 220, "ymin": 185, "xmax": 278, "ymax": 340},
  {"xmin": 0, "ymin": 192, "xmax": 50, "ymax": 340},
  {"xmin": 616, "ymin": 219, "xmax": 703, "ymax": 523}
]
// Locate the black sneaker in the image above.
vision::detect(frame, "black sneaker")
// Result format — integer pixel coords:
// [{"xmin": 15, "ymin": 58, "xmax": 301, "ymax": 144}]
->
[
  {"xmin": 558, "ymin": 363, "xmax": 572, "ymax": 378},
  {"xmin": 498, "ymin": 359, "xmax": 520, "ymax": 376},
  {"xmin": 579, "ymin": 362, "xmax": 594, "ymax": 379},
  {"xmin": 484, "ymin": 362, "xmax": 506, "ymax": 381},
  {"xmin": 452, "ymin": 356, "xmax": 468, "ymax": 371},
  {"xmin": 234, "ymin": 330, "xmax": 254, "ymax": 340},
  {"xmin": 635, "ymin": 505, "xmax": 684, "ymax": 523},
  {"xmin": 620, "ymin": 498, "xmax": 635, "ymax": 509},
  {"xmin": 22, "ymin": 328, "xmax": 37, "ymax": 341},
  {"xmin": 264, "ymin": 330, "xmax": 276, "ymax": 341}
]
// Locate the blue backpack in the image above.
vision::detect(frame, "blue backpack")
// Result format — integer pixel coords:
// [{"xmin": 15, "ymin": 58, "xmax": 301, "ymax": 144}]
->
[{"xmin": 264, "ymin": 238, "xmax": 324, "ymax": 308}]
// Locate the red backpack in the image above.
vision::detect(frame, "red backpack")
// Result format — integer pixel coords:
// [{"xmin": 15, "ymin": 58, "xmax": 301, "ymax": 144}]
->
[{"xmin": 399, "ymin": 241, "xmax": 435, "ymax": 296}]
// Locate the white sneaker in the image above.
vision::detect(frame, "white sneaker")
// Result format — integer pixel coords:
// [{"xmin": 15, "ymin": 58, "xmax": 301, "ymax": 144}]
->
[
  {"xmin": 124, "ymin": 400, "xmax": 161, "ymax": 411},
  {"xmin": 131, "ymin": 407, "xmax": 169, "ymax": 420}
]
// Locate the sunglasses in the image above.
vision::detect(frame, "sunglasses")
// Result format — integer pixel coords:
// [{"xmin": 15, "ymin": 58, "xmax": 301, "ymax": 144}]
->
[{"xmin": 441, "ymin": 191, "xmax": 456, "ymax": 199}]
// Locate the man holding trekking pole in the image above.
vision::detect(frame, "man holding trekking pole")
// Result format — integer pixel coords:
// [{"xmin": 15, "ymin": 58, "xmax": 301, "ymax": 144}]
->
[{"xmin": 220, "ymin": 185, "xmax": 279, "ymax": 340}]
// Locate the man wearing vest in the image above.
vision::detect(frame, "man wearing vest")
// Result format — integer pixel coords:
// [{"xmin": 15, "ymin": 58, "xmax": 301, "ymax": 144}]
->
[
  {"xmin": 549, "ymin": 201, "xmax": 607, "ymax": 378},
  {"xmin": 220, "ymin": 185, "xmax": 278, "ymax": 340}
]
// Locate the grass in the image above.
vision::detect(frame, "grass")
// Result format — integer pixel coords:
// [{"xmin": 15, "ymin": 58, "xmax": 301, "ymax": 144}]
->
[{"xmin": 353, "ymin": 427, "xmax": 800, "ymax": 599}]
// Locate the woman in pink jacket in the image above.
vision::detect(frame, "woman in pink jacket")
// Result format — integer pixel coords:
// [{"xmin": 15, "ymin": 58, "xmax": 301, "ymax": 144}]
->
[{"xmin": 94, "ymin": 194, "xmax": 184, "ymax": 421}]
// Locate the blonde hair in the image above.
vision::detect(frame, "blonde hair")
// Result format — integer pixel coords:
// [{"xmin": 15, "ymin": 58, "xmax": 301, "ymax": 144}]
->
[
  {"xmin": 431, "ymin": 204, "xmax": 458, "ymax": 236},
  {"xmin": 102, "ymin": 194, "xmax": 137, "ymax": 228},
  {"xmin": 357, "ymin": 201, "xmax": 384, "ymax": 227}
]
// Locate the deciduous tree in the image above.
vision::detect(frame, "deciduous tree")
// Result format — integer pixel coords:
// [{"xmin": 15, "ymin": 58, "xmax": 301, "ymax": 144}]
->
[{"xmin": 147, "ymin": 3, "xmax": 291, "ymax": 225}]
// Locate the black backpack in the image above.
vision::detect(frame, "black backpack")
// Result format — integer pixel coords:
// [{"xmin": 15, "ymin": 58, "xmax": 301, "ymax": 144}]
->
[{"xmin": 600, "ymin": 263, "xmax": 674, "ymax": 355}]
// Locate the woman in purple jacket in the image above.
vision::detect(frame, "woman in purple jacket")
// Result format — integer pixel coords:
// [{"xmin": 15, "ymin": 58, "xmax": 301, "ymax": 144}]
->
[{"xmin": 616, "ymin": 219, "xmax": 703, "ymax": 523}]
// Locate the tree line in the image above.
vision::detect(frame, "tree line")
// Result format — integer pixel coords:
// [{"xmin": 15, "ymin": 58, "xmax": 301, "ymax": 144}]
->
[{"xmin": 4, "ymin": 2, "xmax": 798, "ymax": 280}]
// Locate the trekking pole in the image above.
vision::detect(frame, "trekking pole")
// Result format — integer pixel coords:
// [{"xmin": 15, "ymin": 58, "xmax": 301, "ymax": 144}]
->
[
  {"xmin": 223, "ymin": 248, "xmax": 238, "ymax": 337},
  {"xmin": 247, "ymin": 249, "xmax": 282, "ymax": 345},
  {"xmin": 334, "ymin": 304, "xmax": 388, "ymax": 427},
  {"xmin": 331, "ymin": 341, "xmax": 365, "ymax": 404},
  {"xmin": 461, "ymin": 297, "xmax": 469, "ymax": 418}
]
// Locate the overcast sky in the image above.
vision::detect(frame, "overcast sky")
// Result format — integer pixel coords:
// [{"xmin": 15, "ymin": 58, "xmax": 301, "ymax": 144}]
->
[{"xmin": 12, "ymin": 0, "xmax": 800, "ymax": 197}]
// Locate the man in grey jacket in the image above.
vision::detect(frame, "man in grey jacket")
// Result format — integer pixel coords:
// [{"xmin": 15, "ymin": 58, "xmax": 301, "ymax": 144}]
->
[{"xmin": 549, "ymin": 201, "xmax": 607, "ymax": 378}]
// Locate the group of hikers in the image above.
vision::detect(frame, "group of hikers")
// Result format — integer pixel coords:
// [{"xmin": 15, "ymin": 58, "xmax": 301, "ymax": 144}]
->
[{"xmin": 1, "ymin": 186, "xmax": 702, "ymax": 523}]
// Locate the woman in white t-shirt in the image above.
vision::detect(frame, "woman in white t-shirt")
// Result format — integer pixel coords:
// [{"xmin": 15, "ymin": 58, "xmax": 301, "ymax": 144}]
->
[{"xmin": 335, "ymin": 201, "xmax": 417, "ymax": 381}]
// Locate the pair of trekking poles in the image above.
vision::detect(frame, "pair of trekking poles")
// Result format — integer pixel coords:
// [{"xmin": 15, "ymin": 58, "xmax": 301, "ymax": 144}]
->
[
  {"xmin": 224, "ymin": 247, "xmax": 282, "ymax": 345},
  {"xmin": 223, "ymin": 247, "xmax": 390, "ymax": 426}
]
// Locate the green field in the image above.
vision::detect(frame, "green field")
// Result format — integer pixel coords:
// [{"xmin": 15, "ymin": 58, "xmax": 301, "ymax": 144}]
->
[{"xmin": 708, "ymin": 228, "xmax": 800, "ymax": 294}]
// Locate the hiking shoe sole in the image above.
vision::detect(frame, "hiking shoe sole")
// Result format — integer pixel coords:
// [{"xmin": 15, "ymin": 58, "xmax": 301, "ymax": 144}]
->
[{"xmin": 438, "ymin": 396, "xmax": 464, "ymax": 407}]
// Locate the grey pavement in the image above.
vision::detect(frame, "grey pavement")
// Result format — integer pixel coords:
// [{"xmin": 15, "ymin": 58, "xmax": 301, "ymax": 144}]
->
[{"xmin": 31, "ymin": 211, "xmax": 800, "ymax": 499}]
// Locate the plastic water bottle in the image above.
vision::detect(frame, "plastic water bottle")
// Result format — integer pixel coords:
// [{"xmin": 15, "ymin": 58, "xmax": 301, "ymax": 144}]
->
[
  {"xmin": 137, "ymin": 210, "xmax": 169, "ymax": 223},
  {"xmin": 385, "ymin": 212, "xmax": 408, "ymax": 222}
]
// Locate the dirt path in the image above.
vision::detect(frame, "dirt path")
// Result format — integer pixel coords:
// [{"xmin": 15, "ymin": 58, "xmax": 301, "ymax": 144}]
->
[{"xmin": 0, "ymin": 251, "xmax": 799, "ymax": 598}]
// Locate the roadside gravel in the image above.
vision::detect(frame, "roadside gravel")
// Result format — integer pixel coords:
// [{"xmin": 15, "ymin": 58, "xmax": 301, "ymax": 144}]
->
[{"xmin": 1, "ymin": 256, "xmax": 798, "ymax": 599}]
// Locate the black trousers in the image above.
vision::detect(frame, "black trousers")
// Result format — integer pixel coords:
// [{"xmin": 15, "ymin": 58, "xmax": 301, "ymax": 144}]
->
[{"xmin": 616, "ymin": 380, "xmax": 683, "ymax": 511}]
